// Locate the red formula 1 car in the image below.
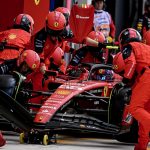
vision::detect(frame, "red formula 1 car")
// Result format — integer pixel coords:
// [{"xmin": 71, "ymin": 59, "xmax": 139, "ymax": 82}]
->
[{"xmin": 0, "ymin": 63, "xmax": 138, "ymax": 145}]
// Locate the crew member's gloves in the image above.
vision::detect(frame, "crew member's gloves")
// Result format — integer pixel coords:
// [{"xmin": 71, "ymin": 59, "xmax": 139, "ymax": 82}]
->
[
  {"xmin": 69, "ymin": 48, "xmax": 75, "ymax": 54},
  {"xmin": 40, "ymin": 63, "xmax": 46, "ymax": 74},
  {"xmin": 122, "ymin": 77, "xmax": 130, "ymax": 84},
  {"xmin": 106, "ymin": 36, "xmax": 114, "ymax": 43},
  {"xmin": 98, "ymin": 42, "xmax": 106, "ymax": 49},
  {"xmin": 115, "ymin": 82, "xmax": 125, "ymax": 89},
  {"xmin": 66, "ymin": 65, "xmax": 78, "ymax": 76},
  {"xmin": 61, "ymin": 29, "xmax": 74, "ymax": 39}
]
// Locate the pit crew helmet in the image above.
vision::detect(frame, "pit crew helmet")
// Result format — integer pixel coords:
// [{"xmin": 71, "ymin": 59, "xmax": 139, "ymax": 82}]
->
[
  {"xmin": 50, "ymin": 47, "xmax": 64, "ymax": 66},
  {"xmin": 17, "ymin": 50, "xmax": 40, "ymax": 72},
  {"xmin": 113, "ymin": 52, "xmax": 125, "ymax": 74},
  {"xmin": 55, "ymin": 7, "xmax": 70, "ymax": 26},
  {"xmin": 45, "ymin": 11, "xmax": 66, "ymax": 36},
  {"xmin": 87, "ymin": 31, "xmax": 105, "ymax": 43},
  {"xmin": 13, "ymin": 14, "xmax": 34, "ymax": 34},
  {"xmin": 118, "ymin": 28, "xmax": 142, "ymax": 47}
]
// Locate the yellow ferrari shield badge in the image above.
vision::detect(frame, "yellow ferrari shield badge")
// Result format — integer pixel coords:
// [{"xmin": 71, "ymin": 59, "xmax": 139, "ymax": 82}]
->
[
  {"xmin": 54, "ymin": 22, "xmax": 59, "ymax": 27},
  {"xmin": 34, "ymin": 0, "xmax": 40, "ymax": 5},
  {"xmin": 104, "ymin": 86, "xmax": 108, "ymax": 97}
]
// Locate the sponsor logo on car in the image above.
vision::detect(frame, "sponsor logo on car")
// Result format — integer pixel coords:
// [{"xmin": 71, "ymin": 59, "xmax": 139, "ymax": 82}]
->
[{"xmin": 56, "ymin": 89, "xmax": 71, "ymax": 95}]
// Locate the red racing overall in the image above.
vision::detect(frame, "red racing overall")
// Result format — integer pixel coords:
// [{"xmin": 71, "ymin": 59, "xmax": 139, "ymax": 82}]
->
[
  {"xmin": 122, "ymin": 42, "xmax": 150, "ymax": 150},
  {"xmin": 30, "ymin": 31, "xmax": 64, "ymax": 108},
  {"xmin": 0, "ymin": 29, "xmax": 31, "ymax": 60},
  {"xmin": 0, "ymin": 29, "xmax": 31, "ymax": 73}
]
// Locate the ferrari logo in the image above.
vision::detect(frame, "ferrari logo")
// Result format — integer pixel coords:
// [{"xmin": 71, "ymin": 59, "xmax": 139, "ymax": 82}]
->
[
  {"xmin": 104, "ymin": 86, "xmax": 108, "ymax": 97},
  {"xmin": 34, "ymin": 0, "xmax": 40, "ymax": 5},
  {"xmin": 54, "ymin": 22, "xmax": 59, "ymax": 27},
  {"xmin": 32, "ymin": 64, "xmax": 37, "ymax": 69},
  {"xmin": 8, "ymin": 34, "xmax": 16, "ymax": 39}
]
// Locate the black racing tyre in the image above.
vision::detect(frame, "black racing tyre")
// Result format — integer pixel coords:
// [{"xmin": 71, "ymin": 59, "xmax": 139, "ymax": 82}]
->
[{"xmin": 115, "ymin": 121, "xmax": 138, "ymax": 143}]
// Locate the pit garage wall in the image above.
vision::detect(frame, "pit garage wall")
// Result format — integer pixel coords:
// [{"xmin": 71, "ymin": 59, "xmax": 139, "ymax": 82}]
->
[
  {"xmin": 114, "ymin": 0, "xmax": 144, "ymax": 38},
  {"xmin": 72, "ymin": 0, "xmax": 144, "ymax": 39},
  {"xmin": 0, "ymin": 0, "xmax": 145, "ymax": 38},
  {"xmin": 0, "ymin": 0, "xmax": 50, "ymax": 35}
]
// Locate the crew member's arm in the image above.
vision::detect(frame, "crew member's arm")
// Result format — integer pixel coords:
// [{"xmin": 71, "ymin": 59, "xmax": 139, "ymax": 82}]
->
[
  {"xmin": 109, "ymin": 15, "xmax": 116, "ymax": 39},
  {"xmin": 85, "ymin": 37, "xmax": 106, "ymax": 48},
  {"xmin": 122, "ymin": 44, "xmax": 136, "ymax": 83}
]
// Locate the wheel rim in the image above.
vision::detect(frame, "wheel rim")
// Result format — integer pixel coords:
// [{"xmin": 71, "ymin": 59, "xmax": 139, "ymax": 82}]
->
[
  {"xmin": 43, "ymin": 134, "xmax": 49, "ymax": 145},
  {"xmin": 19, "ymin": 133, "xmax": 25, "ymax": 144}
]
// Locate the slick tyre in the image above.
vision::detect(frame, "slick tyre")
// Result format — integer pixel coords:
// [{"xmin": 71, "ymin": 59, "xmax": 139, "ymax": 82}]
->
[{"xmin": 115, "ymin": 121, "xmax": 138, "ymax": 143}]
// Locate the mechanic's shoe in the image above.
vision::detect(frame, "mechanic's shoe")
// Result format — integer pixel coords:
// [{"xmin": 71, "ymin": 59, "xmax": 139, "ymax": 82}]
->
[{"xmin": 0, "ymin": 132, "xmax": 6, "ymax": 147}]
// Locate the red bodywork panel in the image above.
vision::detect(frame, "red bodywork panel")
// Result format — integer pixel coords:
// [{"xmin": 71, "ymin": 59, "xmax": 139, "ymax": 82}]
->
[
  {"xmin": 0, "ymin": 0, "xmax": 49, "ymax": 35},
  {"xmin": 34, "ymin": 81, "xmax": 115, "ymax": 124}
]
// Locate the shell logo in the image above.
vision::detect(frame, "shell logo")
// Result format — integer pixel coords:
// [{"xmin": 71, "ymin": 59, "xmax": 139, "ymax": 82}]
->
[
  {"xmin": 34, "ymin": 0, "xmax": 40, "ymax": 5},
  {"xmin": 56, "ymin": 90, "xmax": 71, "ymax": 95},
  {"xmin": 8, "ymin": 34, "xmax": 16, "ymax": 39},
  {"xmin": 54, "ymin": 22, "xmax": 59, "ymax": 27}
]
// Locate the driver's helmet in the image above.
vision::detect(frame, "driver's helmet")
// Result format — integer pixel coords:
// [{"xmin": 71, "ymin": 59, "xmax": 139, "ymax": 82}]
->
[
  {"xmin": 118, "ymin": 28, "xmax": 142, "ymax": 47},
  {"xmin": 45, "ymin": 11, "xmax": 66, "ymax": 36},
  {"xmin": 87, "ymin": 31, "xmax": 105, "ymax": 43},
  {"xmin": 113, "ymin": 52, "xmax": 125, "ymax": 74},
  {"xmin": 17, "ymin": 50, "xmax": 40, "ymax": 72},
  {"xmin": 92, "ymin": 69, "xmax": 114, "ymax": 81},
  {"xmin": 13, "ymin": 14, "xmax": 34, "ymax": 34},
  {"xmin": 55, "ymin": 7, "xmax": 70, "ymax": 26},
  {"xmin": 143, "ymin": 30, "xmax": 150, "ymax": 46}
]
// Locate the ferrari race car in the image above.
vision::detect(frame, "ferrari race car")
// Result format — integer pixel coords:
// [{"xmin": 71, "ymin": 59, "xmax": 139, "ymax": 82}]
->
[{"xmin": 0, "ymin": 63, "xmax": 138, "ymax": 145}]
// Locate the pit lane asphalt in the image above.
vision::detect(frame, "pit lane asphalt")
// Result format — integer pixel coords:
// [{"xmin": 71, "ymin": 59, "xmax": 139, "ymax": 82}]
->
[{"xmin": 0, "ymin": 131, "xmax": 140, "ymax": 150}]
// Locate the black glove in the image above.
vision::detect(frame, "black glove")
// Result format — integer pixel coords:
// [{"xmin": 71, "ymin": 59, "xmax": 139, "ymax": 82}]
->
[
  {"xmin": 114, "ymin": 82, "xmax": 125, "ymax": 89},
  {"xmin": 61, "ymin": 29, "xmax": 74, "ymax": 39},
  {"xmin": 98, "ymin": 42, "xmax": 106, "ymax": 49},
  {"xmin": 69, "ymin": 48, "xmax": 75, "ymax": 54},
  {"xmin": 122, "ymin": 77, "xmax": 130, "ymax": 84},
  {"xmin": 0, "ymin": 43, "xmax": 5, "ymax": 51}
]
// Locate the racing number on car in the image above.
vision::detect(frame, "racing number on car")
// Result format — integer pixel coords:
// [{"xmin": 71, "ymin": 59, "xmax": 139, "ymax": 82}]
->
[{"xmin": 104, "ymin": 86, "xmax": 108, "ymax": 97}]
